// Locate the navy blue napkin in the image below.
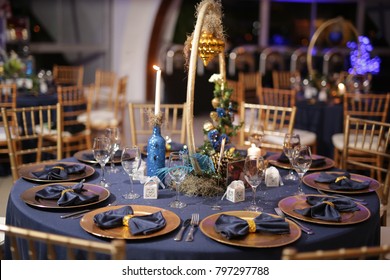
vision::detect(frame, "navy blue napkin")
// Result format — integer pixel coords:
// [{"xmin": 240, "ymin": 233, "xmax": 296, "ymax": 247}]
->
[
  {"xmin": 35, "ymin": 181, "xmax": 99, "ymax": 206},
  {"xmin": 277, "ymin": 153, "xmax": 325, "ymax": 167},
  {"xmin": 294, "ymin": 195, "xmax": 360, "ymax": 222},
  {"xmin": 93, "ymin": 206, "xmax": 166, "ymax": 235},
  {"xmin": 32, "ymin": 163, "xmax": 86, "ymax": 180},
  {"xmin": 214, "ymin": 213, "xmax": 290, "ymax": 240},
  {"xmin": 314, "ymin": 172, "xmax": 370, "ymax": 190},
  {"xmin": 166, "ymin": 141, "xmax": 184, "ymax": 152},
  {"xmin": 277, "ymin": 153, "xmax": 290, "ymax": 163}
]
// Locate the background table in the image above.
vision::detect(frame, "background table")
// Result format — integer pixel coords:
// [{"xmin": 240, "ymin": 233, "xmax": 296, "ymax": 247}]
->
[{"xmin": 4, "ymin": 157, "xmax": 380, "ymax": 259}]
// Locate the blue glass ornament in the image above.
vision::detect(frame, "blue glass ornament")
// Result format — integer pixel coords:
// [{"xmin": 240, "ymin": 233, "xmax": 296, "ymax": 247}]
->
[{"xmin": 147, "ymin": 125, "xmax": 166, "ymax": 180}]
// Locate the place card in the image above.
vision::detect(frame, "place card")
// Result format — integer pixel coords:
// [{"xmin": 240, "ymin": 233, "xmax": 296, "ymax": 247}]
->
[{"xmin": 265, "ymin": 166, "xmax": 280, "ymax": 187}]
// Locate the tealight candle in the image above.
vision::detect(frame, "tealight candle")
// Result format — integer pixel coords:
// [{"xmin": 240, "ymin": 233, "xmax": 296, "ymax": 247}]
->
[
  {"xmin": 153, "ymin": 65, "xmax": 161, "ymax": 115},
  {"xmin": 338, "ymin": 83, "xmax": 346, "ymax": 95},
  {"xmin": 247, "ymin": 143, "xmax": 261, "ymax": 157}
]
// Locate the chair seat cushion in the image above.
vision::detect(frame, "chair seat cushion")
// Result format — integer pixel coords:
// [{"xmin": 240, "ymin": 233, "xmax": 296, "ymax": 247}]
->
[
  {"xmin": 0, "ymin": 127, "xmax": 5, "ymax": 141},
  {"xmin": 293, "ymin": 129, "xmax": 317, "ymax": 145},
  {"xmin": 0, "ymin": 216, "xmax": 5, "ymax": 245},
  {"xmin": 78, "ymin": 110, "xmax": 119, "ymax": 129},
  {"xmin": 332, "ymin": 133, "xmax": 382, "ymax": 151}
]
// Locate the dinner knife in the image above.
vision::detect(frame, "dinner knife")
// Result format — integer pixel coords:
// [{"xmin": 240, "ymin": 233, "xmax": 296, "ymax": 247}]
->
[
  {"xmin": 60, "ymin": 209, "xmax": 91, "ymax": 219},
  {"xmin": 174, "ymin": 218, "xmax": 191, "ymax": 241}
]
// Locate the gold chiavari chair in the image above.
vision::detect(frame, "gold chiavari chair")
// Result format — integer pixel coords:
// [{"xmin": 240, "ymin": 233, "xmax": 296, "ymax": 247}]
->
[
  {"xmin": 53, "ymin": 65, "xmax": 84, "ymax": 87},
  {"xmin": 128, "ymin": 103, "xmax": 186, "ymax": 147},
  {"xmin": 238, "ymin": 103, "xmax": 297, "ymax": 153},
  {"xmin": 0, "ymin": 83, "xmax": 17, "ymax": 166},
  {"xmin": 272, "ymin": 70, "xmax": 300, "ymax": 90},
  {"xmin": 1, "ymin": 104, "xmax": 63, "ymax": 182},
  {"xmin": 282, "ymin": 244, "xmax": 390, "ymax": 260},
  {"xmin": 237, "ymin": 72, "xmax": 262, "ymax": 103},
  {"xmin": 0, "ymin": 224, "xmax": 125, "ymax": 260},
  {"xmin": 258, "ymin": 87, "xmax": 317, "ymax": 154},
  {"xmin": 332, "ymin": 92, "xmax": 390, "ymax": 172},
  {"xmin": 342, "ymin": 116, "xmax": 390, "ymax": 226},
  {"xmin": 93, "ymin": 69, "xmax": 118, "ymax": 110}
]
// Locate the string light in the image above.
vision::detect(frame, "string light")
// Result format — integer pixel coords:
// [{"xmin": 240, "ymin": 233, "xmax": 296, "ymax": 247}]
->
[{"xmin": 348, "ymin": 36, "xmax": 381, "ymax": 75}]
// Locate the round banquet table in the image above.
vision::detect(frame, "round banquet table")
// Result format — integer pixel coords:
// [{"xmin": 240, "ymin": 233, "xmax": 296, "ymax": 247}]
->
[{"xmin": 4, "ymin": 157, "xmax": 380, "ymax": 260}]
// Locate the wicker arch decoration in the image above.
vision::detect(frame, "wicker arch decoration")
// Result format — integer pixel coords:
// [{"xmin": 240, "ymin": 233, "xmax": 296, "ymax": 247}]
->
[
  {"xmin": 307, "ymin": 17, "xmax": 360, "ymax": 78},
  {"xmin": 184, "ymin": 0, "xmax": 226, "ymax": 175}
]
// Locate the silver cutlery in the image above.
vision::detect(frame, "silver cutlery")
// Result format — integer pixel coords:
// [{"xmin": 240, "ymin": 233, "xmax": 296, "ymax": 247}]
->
[
  {"xmin": 185, "ymin": 213, "xmax": 200, "ymax": 242},
  {"xmin": 316, "ymin": 189, "xmax": 367, "ymax": 204},
  {"xmin": 174, "ymin": 218, "xmax": 191, "ymax": 241},
  {"xmin": 274, "ymin": 207, "xmax": 314, "ymax": 235},
  {"xmin": 60, "ymin": 209, "xmax": 91, "ymax": 219}
]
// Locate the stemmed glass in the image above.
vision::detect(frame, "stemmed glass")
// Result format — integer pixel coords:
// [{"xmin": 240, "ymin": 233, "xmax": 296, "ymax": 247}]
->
[
  {"xmin": 283, "ymin": 133, "xmax": 301, "ymax": 181},
  {"xmin": 244, "ymin": 155, "xmax": 265, "ymax": 212},
  {"xmin": 105, "ymin": 127, "xmax": 121, "ymax": 174},
  {"xmin": 121, "ymin": 146, "xmax": 141, "ymax": 199},
  {"xmin": 291, "ymin": 145, "xmax": 312, "ymax": 195},
  {"xmin": 92, "ymin": 136, "xmax": 111, "ymax": 188},
  {"xmin": 168, "ymin": 152, "xmax": 187, "ymax": 209}
]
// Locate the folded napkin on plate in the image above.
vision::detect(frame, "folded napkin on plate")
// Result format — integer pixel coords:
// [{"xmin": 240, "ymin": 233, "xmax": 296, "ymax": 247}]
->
[
  {"xmin": 294, "ymin": 195, "xmax": 360, "ymax": 222},
  {"xmin": 93, "ymin": 205, "xmax": 166, "ymax": 235},
  {"xmin": 32, "ymin": 163, "xmax": 86, "ymax": 180},
  {"xmin": 277, "ymin": 153, "xmax": 326, "ymax": 167},
  {"xmin": 35, "ymin": 181, "xmax": 99, "ymax": 206},
  {"xmin": 314, "ymin": 172, "xmax": 370, "ymax": 191},
  {"xmin": 277, "ymin": 153, "xmax": 290, "ymax": 163},
  {"xmin": 214, "ymin": 213, "xmax": 290, "ymax": 239},
  {"xmin": 166, "ymin": 141, "xmax": 185, "ymax": 152}
]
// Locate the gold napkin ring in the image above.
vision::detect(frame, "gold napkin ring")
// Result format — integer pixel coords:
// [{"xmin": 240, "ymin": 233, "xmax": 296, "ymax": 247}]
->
[
  {"xmin": 322, "ymin": 201, "xmax": 335, "ymax": 208},
  {"xmin": 61, "ymin": 189, "xmax": 74, "ymax": 196},
  {"xmin": 335, "ymin": 176, "xmax": 347, "ymax": 183},
  {"xmin": 52, "ymin": 166, "xmax": 65, "ymax": 171},
  {"xmin": 247, "ymin": 219, "xmax": 257, "ymax": 233},
  {"xmin": 123, "ymin": 215, "xmax": 135, "ymax": 227}
]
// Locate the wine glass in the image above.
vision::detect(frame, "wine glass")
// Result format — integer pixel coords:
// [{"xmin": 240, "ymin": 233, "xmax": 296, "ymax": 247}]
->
[
  {"xmin": 168, "ymin": 152, "xmax": 187, "ymax": 209},
  {"xmin": 121, "ymin": 146, "xmax": 141, "ymax": 199},
  {"xmin": 283, "ymin": 133, "xmax": 301, "ymax": 181},
  {"xmin": 105, "ymin": 127, "xmax": 121, "ymax": 174},
  {"xmin": 243, "ymin": 155, "xmax": 265, "ymax": 212},
  {"xmin": 291, "ymin": 145, "xmax": 312, "ymax": 195},
  {"xmin": 92, "ymin": 136, "xmax": 111, "ymax": 188}
]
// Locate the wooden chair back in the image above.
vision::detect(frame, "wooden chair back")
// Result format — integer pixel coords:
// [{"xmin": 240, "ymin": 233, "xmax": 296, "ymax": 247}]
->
[
  {"xmin": 226, "ymin": 79, "xmax": 243, "ymax": 105},
  {"xmin": 239, "ymin": 103, "xmax": 297, "ymax": 152},
  {"xmin": 342, "ymin": 116, "xmax": 390, "ymax": 225},
  {"xmin": 272, "ymin": 70, "xmax": 300, "ymax": 89},
  {"xmin": 57, "ymin": 85, "xmax": 92, "ymax": 157},
  {"xmin": 1, "ymin": 104, "xmax": 63, "ymax": 182},
  {"xmin": 282, "ymin": 245, "xmax": 390, "ymax": 260},
  {"xmin": 0, "ymin": 83, "xmax": 17, "ymax": 159},
  {"xmin": 93, "ymin": 69, "xmax": 118, "ymax": 110},
  {"xmin": 53, "ymin": 65, "xmax": 84, "ymax": 87},
  {"xmin": 238, "ymin": 72, "xmax": 262, "ymax": 103},
  {"xmin": 0, "ymin": 224, "xmax": 125, "ymax": 260},
  {"xmin": 128, "ymin": 103, "xmax": 186, "ymax": 147},
  {"xmin": 258, "ymin": 87, "xmax": 296, "ymax": 107}
]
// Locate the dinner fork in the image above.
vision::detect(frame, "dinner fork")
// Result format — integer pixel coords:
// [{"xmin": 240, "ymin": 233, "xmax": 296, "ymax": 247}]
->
[
  {"xmin": 274, "ymin": 207, "xmax": 314, "ymax": 235},
  {"xmin": 185, "ymin": 213, "xmax": 199, "ymax": 242},
  {"xmin": 316, "ymin": 189, "xmax": 367, "ymax": 204}
]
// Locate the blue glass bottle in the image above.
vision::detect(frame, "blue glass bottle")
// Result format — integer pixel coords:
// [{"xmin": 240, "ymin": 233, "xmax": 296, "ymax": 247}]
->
[{"xmin": 147, "ymin": 125, "xmax": 166, "ymax": 179}]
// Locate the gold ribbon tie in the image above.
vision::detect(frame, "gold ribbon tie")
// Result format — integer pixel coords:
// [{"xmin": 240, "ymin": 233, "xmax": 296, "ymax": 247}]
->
[
  {"xmin": 61, "ymin": 189, "xmax": 74, "ymax": 196},
  {"xmin": 122, "ymin": 214, "xmax": 135, "ymax": 227},
  {"xmin": 335, "ymin": 176, "xmax": 347, "ymax": 183},
  {"xmin": 322, "ymin": 201, "xmax": 335, "ymax": 208},
  {"xmin": 247, "ymin": 219, "xmax": 257, "ymax": 233}
]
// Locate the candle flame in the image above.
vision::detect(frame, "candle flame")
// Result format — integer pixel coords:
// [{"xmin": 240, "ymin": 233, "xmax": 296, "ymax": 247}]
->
[{"xmin": 153, "ymin": 65, "xmax": 160, "ymax": 71}]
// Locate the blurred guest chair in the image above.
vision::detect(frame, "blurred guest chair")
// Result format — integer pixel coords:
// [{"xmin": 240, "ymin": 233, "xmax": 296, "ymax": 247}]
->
[{"xmin": 53, "ymin": 65, "xmax": 84, "ymax": 87}]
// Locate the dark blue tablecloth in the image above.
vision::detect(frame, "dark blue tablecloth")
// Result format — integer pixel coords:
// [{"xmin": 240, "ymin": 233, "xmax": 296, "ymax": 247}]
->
[
  {"xmin": 4, "ymin": 157, "xmax": 380, "ymax": 260},
  {"xmin": 295, "ymin": 100, "xmax": 343, "ymax": 158}
]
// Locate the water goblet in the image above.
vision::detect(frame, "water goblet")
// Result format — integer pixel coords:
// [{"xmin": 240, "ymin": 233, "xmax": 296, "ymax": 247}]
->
[
  {"xmin": 291, "ymin": 145, "xmax": 312, "ymax": 195},
  {"xmin": 105, "ymin": 127, "xmax": 121, "ymax": 174},
  {"xmin": 168, "ymin": 152, "xmax": 187, "ymax": 209},
  {"xmin": 283, "ymin": 133, "xmax": 300, "ymax": 181},
  {"xmin": 244, "ymin": 155, "xmax": 265, "ymax": 212},
  {"xmin": 121, "ymin": 146, "xmax": 141, "ymax": 199},
  {"xmin": 92, "ymin": 136, "xmax": 111, "ymax": 188}
]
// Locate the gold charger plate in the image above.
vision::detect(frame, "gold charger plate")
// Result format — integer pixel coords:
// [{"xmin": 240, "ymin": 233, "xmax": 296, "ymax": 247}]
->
[
  {"xmin": 20, "ymin": 182, "xmax": 110, "ymax": 209},
  {"xmin": 74, "ymin": 149, "xmax": 122, "ymax": 164},
  {"xmin": 18, "ymin": 162, "xmax": 95, "ymax": 183},
  {"xmin": 267, "ymin": 153, "xmax": 334, "ymax": 171},
  {"xmin": 199, "ymin": 211, "xmax": 301, "ymax": 248},
  {"xmin": 278, "ymin": 194, "xmax": 371, "ymax": 225},
  {"xmin": 303, "ymin": 171, "xmax": 380, "ymax": 194},
  {"xmin": 80, "ymin": 205, "xmax": 180, "ymax": 239}
]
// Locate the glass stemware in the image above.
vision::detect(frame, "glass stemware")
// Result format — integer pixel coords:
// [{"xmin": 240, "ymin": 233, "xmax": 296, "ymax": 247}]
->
[
  {"xmin": 105, "ymin": 127, "xmax": 121, "ymax": 174},
  {"xmin": 168, "ymin": 152, "xmax": 187, "ymax": 209},
  {"xmin": 92, "ymin": 136, "xmax": 111, "ymax": 188},
  {"xmin": 291, "ymin": 145, "xmax": 312, "ymax": 195},
  {"xmin": 244, "ymin": 155, "xmax": 265, "ymax": 212},
  {"xmin": 121, "ymin": 146, "xmax": 141, "ymax": 199},
  {"xmin": 283, "ymin": 133, "xmax": 301, "ymax": 181}
]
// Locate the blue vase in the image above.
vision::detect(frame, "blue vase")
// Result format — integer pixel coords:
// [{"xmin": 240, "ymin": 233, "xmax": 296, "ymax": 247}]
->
[{"xmin": 147, "ymin": 125, "xmax": 166, "ymax": 179}]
